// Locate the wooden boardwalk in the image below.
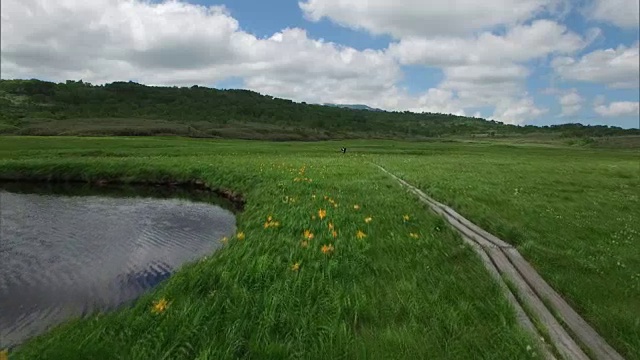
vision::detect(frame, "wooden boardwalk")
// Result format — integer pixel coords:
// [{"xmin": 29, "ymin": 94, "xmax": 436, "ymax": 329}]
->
[{"xmin": 376, "ymin": 165, "xmax": 625, "ymax": 360}]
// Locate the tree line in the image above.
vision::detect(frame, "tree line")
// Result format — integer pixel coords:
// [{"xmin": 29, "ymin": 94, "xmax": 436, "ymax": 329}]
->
[{"xmin": 0, "ymin": 79, "xmax": 637, "ymax": 139}]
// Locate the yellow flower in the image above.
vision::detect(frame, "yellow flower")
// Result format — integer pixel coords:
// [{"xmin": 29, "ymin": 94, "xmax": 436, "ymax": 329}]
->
[
  {"xmin": 354, "ymin": 204, "xmax": 360, "ymax": 210},
  {"xmin": 304, "ymin": 230, "xmax": 315, "ymax": 240},
  {"xmin": 403, "ymin": 214, "xmax": 410, "ymax": 221},
  {"xmin": 318, "ymin": 209, "xmax": 327, "ymax": 220},
  {"xmin": 236, "ymin": 232, "xmax": 245, "ymax": 241},
  {"xmin": 221, "ymin": 236, "xmax": 229, "ymax": 244},
  {"xmin": 321, "ymin": 244, "xmax": 335, "ymax": 255},
  {"xmin": 331, "ymin": 230, "xmax": 338, "ymax": 238},
  {"xmin": 356, "ymin": 230, "xmax": 367, "ymax": 239},
  {"xmin": 300, "ymin": 240, "xmax": 309, "ymax": 248},
  {"xmin": 291, "ymin": 262, "xmax": 301, "ymax": 272},
  {"xmin": 328, "ymin": 222, "xmax": 334, "ymax": 230},
  {"xmin": 364, "ymin": 217, "xmax": 373, "ymax": 224},
  {"xmin": 151, "ymin": 298, "xmax": 170, "ymax": 314},
  {"xmin": 409, "ymin": 232, "xmax": 419, "ymax": 239},
  {"xmin": 267, "ymin": 216, "xmax": 273, "ymax": 222},
  {"xmin": 264, "ymin": 218, "xmax": 281, "ymax": 229}
]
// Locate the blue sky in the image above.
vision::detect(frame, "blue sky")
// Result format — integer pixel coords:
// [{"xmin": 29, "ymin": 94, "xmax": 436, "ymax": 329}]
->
[
  {"xmin": 212, "ymin": 0, "xmax": 640, "ymax": 128},
  {"xmin": 2, "ymin": 0, "xmax": 639, "ymax": 127}
]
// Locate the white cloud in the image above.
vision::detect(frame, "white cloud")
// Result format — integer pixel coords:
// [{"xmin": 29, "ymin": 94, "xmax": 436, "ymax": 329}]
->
[
  {"xmin": 386, "ymin": 20, "xmax": 586, "ymax": 123},
  {"xmin": 386, "ymin": 88, "xmax": 467, "ymax": 115},
  {"xmin": 438, "ymin": 64, "xmax": 527, "ymax": 106},
  {"xmin": 552, "ymin": 42, "xmax": 640, "ymax": 88},
  {"xmin": 299, "ymin": 0, "xmax": 561, "ymax": 38},
  {"xmin": 491, "ymin": 97, "xmax": 548, "ymax": 124},
  {"xmin": 586, "ymin": 0, "xmax": 640, "ymax": 28},
  {"xmin": 389, "ymin": 20, "xmax": 586, "ymax": 66},
  {"xmin": 0, "ymin": 0, "xmax": 478, "ymax": 120},
  {"xmin": 559, "ymin": 89, "xmax": 584, "ymax": 116},
  {"xmin": 0, "ymin": 0, "xmax": 402, "ymax": 106},
  {"xmin": 1, "ymin": 0, "xmax": 614, "ymax": 126},
  {"xmin": 594, "ymin": 101, "xmax": 640, "ymax": 117}
]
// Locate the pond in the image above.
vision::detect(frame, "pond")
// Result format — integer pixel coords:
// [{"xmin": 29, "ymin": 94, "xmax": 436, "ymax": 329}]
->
[{"xmin": 0, "ymin": 182, "xmax": 236, "ymax": 348}]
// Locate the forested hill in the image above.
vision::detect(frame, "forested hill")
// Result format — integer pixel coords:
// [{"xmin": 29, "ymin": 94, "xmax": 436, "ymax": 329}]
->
[{"xmin": 0, "ymin": 79, "xmax": 637, "ymax": 140}]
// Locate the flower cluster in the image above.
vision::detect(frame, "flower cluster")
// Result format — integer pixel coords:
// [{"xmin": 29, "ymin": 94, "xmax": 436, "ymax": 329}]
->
[
  {"xmin": 293, "ymin": 166, "xmax": 312, "ymax": 182},
  {"xmin": 321, "ymin": 244, "xmax": 335, "ymax": 255},
  {"xmin": 264, "ymin": 215, "xmax": 281, "ymax": 229}
]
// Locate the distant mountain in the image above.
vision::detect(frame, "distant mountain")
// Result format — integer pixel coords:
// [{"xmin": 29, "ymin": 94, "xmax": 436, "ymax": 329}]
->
[{"xmin": 323, "ymin": 103, "xmax": 383, "ymax": 112}]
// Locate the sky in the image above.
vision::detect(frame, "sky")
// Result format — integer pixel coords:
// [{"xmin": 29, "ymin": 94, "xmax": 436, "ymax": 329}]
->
[{"xmin": 1, "ymin": 0, "xmax": 639, "ymax": 128}]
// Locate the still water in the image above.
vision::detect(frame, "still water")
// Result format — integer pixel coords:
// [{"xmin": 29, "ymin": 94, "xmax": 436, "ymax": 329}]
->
[{"xmin": 0, "ymin": 183, "xmax": 236, "ymax": 348}]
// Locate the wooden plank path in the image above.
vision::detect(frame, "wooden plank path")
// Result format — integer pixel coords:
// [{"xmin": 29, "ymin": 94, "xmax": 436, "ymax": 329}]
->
[{"xmin": 376, "ymin": 165, "xmax": 625, "ymax": 360}]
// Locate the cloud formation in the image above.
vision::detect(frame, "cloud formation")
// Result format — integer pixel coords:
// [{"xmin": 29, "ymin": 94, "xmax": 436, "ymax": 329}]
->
[
  {"xmin": 559, "ymin": 89, "xmax": 584, "ymax": 116},
  {"xmin": 1, "ymin": 0, "xmax": 638, "ymax": 126},
  {"xmin": 0, "ymin": 0, "xmax": 401, "ymax": 106},
  {"xmin": 594, "ymin": 101, "xmax": 640, "ymax": 117},
  {"xmin": 300, "ymin": 0, "xmax": 560, "ymax": 37},
  {"xmin": 552, "ymin": 42, "xmax": 640, "ymax": 88},
  {"xmin": 389, "ymin": 20, "xmax": 586, "ymax": 66},
  {"xmin": 387, "ymin": 20, "xmax": 587, "ymax": 122},
  {"xmin": 586, "ymin": 0, "xmax": 640, "ymax": 28}
]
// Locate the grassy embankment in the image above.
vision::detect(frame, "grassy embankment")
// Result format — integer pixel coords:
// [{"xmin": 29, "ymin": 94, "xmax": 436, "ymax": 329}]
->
[
  {"xmin": 1, "ymin": 137, "xmax": 637, "ymax": 359},
  {"xmin": 1, "ymin": 137, "xmax": 537, "ymax": 359},
  {"xmin": 374, "ymin": 143, "xmax": 640, "ymax": 359}
]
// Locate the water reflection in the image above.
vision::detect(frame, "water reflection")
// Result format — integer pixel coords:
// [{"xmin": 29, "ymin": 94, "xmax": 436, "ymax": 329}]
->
[{"xmin": 0, "ymin": 182, "xmax": 236, "ymax": 348}]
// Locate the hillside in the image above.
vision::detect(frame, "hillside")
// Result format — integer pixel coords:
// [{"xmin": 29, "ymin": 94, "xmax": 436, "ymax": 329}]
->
[{"xmin": 0, "ymin": 79, "xmax": 637, "ymax": 140}]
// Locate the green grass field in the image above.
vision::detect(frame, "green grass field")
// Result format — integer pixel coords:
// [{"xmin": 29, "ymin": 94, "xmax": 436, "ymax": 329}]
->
[
  {"xmin": 373, "ymin": 144, "xmax": 640, "ymax": 357},
  {"xmin": 1, "ymin": 137, "xmax": 638, "ymax": 359}
]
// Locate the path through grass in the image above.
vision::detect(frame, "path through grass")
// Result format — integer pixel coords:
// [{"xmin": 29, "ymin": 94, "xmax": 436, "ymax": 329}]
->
[{"xmin": 374, "ymin": 143, "xmax": 640, "ymax": 359}]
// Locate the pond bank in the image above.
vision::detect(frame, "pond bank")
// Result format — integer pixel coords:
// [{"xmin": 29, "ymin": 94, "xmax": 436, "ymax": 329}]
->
[
  {"xmin": 1, "ymin": 182, "xmax": 237, "ymax": 348},
  {"xmin": 0, "ymin": 177, "xmax": 245, "ymax": 212}
]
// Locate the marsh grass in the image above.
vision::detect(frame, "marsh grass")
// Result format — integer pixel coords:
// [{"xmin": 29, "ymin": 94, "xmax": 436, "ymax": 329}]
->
[
  {"xmin": 2, "ymin": 137, "xmax": 635, "ymax": 359},
  {"xmin": 0, "ymin": 137, "xmax": 541, "ymax": 359},
  {"xmin": 375, "ymin": 144, "xmax": 640, "ymax": 359}
]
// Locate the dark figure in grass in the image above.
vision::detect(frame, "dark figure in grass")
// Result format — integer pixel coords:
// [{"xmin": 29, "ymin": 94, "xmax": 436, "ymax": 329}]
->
[{"xmin": 341, "ymin": 147, "xmax": 347, "ymax": 154}]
